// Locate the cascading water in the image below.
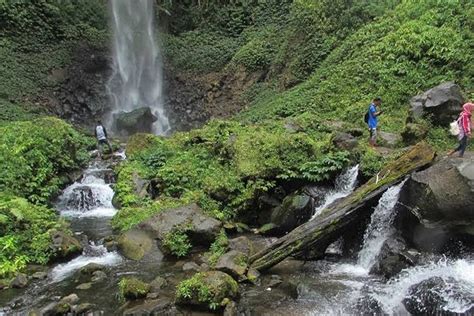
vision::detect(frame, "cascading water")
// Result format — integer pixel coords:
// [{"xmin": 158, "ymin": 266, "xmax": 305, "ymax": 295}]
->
[
  {"xmin": 357, "ymin": 181, "xmax": 405, "ymax": 271},
  {"xmin": 312, "ymin": 165, "xmax": 359, "ymax": 219},
  {"xmin": 107, "ymin": 0, "xmax": 169, "ymax": 135}
]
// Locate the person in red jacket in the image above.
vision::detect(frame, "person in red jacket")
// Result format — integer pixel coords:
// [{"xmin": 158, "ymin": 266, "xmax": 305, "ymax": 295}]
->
[{"xmin": 448, "ymin": 102, "xmax": 473, "ymax": 158}]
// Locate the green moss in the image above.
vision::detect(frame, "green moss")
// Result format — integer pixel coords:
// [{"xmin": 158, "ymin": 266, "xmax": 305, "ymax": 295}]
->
[
  {"xmin": 118, "ymin": 277, "xmax": 151, "ymax": 301},
  {"xmin": 206, "ymin": 230, "xmax": 229, "ymax": 266},
  {"xmin": 176, "ymin": 271, "xmax": 239, "ymax": 310}
]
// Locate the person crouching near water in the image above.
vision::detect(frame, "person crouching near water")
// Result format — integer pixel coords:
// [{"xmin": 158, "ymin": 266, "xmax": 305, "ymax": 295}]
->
[
  {"xmin": 95, "ymin": 120, "xmax": 113, "ymax": 158},
  {"xmin": 448, "ymin": 102, "xmax": 473, "ymax": 158}
]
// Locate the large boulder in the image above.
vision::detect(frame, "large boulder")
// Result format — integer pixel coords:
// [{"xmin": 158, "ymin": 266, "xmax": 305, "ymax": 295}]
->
[
  {"xmin": 403, "ymin": 277, "xmax": 474, "ymax": 315},
  {"xmin": 114, "ymin": 107, "xmax": 158, "ymax": 135},
  {"xmin": 176, "ymin": 271, "xmax": 239, "ymax": 310},
  {"xmin": 138, "ymin": 204, "xmax": 222, "ymax": 246},
  {"xmin": 399, "ymin": 155, "xmax": 474, "ymax": 234},
  {"xmin": 410, "ymin": 82, "xmax": 464, "ymax": 125},
  {"xmin": 117, "ymin": 229, "xmax": 154, "ymax": 261},
  {"xmin": 267, "ymin": 192, "xmax": 314, "ymax": 234}
]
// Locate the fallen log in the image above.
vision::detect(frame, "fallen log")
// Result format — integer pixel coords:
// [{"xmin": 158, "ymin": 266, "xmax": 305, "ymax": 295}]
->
[{"xmin": 250, "ymin": 142, "xmax": 436, "ymax": 271}]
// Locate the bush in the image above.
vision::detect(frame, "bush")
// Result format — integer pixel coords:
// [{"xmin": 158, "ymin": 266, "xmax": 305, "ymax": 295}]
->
[
  {"xmin": 0, "ymin": 117, "xmax": 89, "ymax": 204},
  {"xmin": 0, "ymin": 194, "xmax": 63, "ymax": 277}
]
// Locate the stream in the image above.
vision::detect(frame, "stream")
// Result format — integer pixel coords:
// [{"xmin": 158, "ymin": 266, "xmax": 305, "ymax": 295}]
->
[{"xmin": 1, "ymin": 162, "xmax": 473, "ymax": 315}]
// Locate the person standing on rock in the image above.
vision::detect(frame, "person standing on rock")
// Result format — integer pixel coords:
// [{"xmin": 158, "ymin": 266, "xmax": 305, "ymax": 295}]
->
[
  {"xmin": 448, "ymin": 102, "xmax": 473, "ymax": 158},
  {"xmin": 95, "ymin": 120, "xmax": 113, "ymax": 157},
  {"xmin": 367, "ymin": 97, "xmax": 384, "ymax": 147}
]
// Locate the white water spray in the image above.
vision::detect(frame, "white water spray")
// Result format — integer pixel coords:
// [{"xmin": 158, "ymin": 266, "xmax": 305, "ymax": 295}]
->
[
  {"xmin": 357, "ymin": 181, "xmax": 405, "ymax": 270},
  {"xmin": 312, "ymin": 165, "xmax": 359, "ymax": 219},
  {"xmin": 108, "ymin": 0, "xmax": 169, "ymax": 134}
]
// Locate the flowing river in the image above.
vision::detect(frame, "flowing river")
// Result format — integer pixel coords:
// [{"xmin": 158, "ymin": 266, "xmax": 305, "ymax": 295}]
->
[{"xmin": 1, "ymin": 162, "xmax": 473, "ymax": 315}]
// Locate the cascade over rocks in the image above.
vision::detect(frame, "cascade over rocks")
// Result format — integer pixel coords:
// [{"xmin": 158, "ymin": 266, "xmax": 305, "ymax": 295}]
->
[
  {"xmin": 138, "ymin": 204, "xmax": 222, "ymax": 246},
  {"xmin": 114, "ymin": 107, "xmax": 158, "ymax": 135},
  {"xmin": 400, "ymin": 154, "xmax": 474, "ymax": 234},
  {"xmin": 410, "ymin": 82, "xmax": 465, "ymax": 125}
]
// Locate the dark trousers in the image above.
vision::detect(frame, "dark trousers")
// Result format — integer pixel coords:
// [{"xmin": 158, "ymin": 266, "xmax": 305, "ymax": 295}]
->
[{"xmin": 453, "ymin": 135, "xmax": 468, "ymax": 157}]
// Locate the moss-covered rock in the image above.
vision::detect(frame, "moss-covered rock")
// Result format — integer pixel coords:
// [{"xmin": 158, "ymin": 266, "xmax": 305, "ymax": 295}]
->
[
  {"xmin": 118, "ymin": 277, "xmax": 151, "ymax": 301},
  {"xmin": 215, "ymin": 250, "xmax": 248, "ymax": 281},
  {"xmin": 176, "ymin": 271, "xmax": 239, "ymax": 310},
  {"xmin": 117, "ymin": 229, "xmax": 153, "ymax": 261},
  {"xmin": 50, "ymin": 230, "xmax": 83, "ymax": 260}
]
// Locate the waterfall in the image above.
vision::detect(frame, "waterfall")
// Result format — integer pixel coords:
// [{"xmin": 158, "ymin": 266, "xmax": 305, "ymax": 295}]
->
[
  {"xmin": 312, "ymin": 165, "xmax": 359, "ymax": 219},
  {"xmin": 107, "ymin": 0, "xmax": 169, "ymax": 135},
  {"xmin": 357, "ymin": 181, "xmax": 405, "ymax": 270}
]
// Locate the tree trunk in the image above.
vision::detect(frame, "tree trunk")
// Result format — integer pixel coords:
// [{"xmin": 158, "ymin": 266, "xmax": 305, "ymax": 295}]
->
[{"xmin": 249, "ymin": 142, "xmax": 436, "ymax": 271}]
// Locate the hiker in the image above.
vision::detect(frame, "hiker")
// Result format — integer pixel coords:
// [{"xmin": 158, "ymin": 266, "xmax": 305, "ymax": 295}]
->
[
  {"xmin": 95, "ymin": 120, "xmax": 113, "ymax": 157},
  {"xmin": 448, "ymin": 102, "xmax": 473, "ymax": 158},
  {"xmin": 366, "ymin": 97, "xmax": 384, "ymax": 147}
]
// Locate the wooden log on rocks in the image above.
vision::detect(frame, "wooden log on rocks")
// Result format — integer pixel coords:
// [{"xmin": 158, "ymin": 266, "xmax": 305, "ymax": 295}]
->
[{"xmin": 250, "ymin": 142, "xmax": 436, "ymax": 271}]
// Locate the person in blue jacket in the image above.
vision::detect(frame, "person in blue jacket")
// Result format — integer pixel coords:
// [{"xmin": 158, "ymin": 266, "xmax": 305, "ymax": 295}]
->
[{"xmin": 367, "ymin": 97, "xmax": 384, "ymax": 147}]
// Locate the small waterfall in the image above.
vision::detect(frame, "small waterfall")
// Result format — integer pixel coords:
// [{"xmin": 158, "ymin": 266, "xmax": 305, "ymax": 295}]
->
[
  {"xmin": 312, "ymin": 165, "xmax": 359, "ymax": 219},
  {"xmin": 107, "ymin": 0, "xmax": 169, "ymax": 135},
  {"xmin": 357, "ymin": 181, "xmax": 405, "ymax": 270},
  {"xmin": 50, "ymin": 244, "xmax": 122, "ymax": 282}
]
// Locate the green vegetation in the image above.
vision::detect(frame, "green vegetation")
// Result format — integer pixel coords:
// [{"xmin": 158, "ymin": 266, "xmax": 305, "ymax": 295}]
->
[
  {"xmin": 206, "ymin": 230, "xmax": 229, "ymax": 266},
  {"xmin": 118, "ymin": 277, "xmax": 151, "ymax": 301},
  {"xmin": 0, "ymin": 0, "xmax": 107, "ymax": 122},
  {"xmin": 112, "ymin": 118, "xmax": 352, "ymax": 231},
  {"xmin": 176, "ymin": 271, "xmax": 239, "ymax": 310},
  {"xmin": 0, "ymin": 194, "xmax": 64, "ymax": 277},
  {"xmin": 162, "ymin": 229, "xmax": 193, "ymax": 257},
  {"xmin": 0, "ymin": 116, "xmax": 89, "ymax": 277},
  {"xmin": 0, "ymin": 117, "xmax": 90, "ymax": 204}
]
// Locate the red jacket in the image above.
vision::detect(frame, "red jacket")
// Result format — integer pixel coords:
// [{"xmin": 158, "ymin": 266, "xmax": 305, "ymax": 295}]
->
[{"xmin": 460, "ymin": 103, "xmax": 473, "ymax": 136}]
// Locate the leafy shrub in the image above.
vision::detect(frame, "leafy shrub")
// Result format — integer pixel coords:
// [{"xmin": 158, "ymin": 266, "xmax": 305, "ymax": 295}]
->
[
  {"xmin": 206, "ymin": 230, "xmax": 229, "ymax": 266},
  {"xmin": 0, "ymin": 117, "xmax": 89, "ymax": 204},
  {"xmin": 163, "ymin": 30, "xmax": 242, "ymax": 73},
  {"xmin": 0, "ymin": 193, "xmax": 62, "ymax": 277},
  {"xmin": 118, "ymin": 277, "xmax": 150, "ymax": 301},
  {"xmin": 162, "ymin": 229, "xmax": 193, "ymax": 257}
]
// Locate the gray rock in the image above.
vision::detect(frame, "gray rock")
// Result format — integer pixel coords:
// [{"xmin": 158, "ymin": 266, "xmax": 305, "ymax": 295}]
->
[
  {"xmin": 74, "ymin": 303, "xmax": 95, "ymax": 314},
  {"xmin": 50, "ymin": 230, "xmax": 83, "ymax": 260},
  {"xmin": 76, "ymin": 282, "xmax": 92, "ymax": 290},
  {"xmin": 228, "ymin": 236, "xmax": 253, "ymax": 257},
  {"xmin": 114, "ymin": 107, "xmax": 158, "ymax": 135},
  {"xmin": 401, "ymin": 123, "xmax": 429, "ymax": 145},
  {"xmin": 215, "ymin": 250, "xmax": 248, "ymax": 281},
  {"xmin": 139, "ymin": 203, "xmax": 222, "ymax": 246},
  {"xmin": 182, "ymin": 262, "xmax": 201, "ymax": 272},
  {"xmin": 410, "ymin": 82, "xmax": 464, "ymax": 125},
  {"xmin": 59, "ymin": 293, "xmax": 79, "ymax": 305},
  {"xmin": 117, "ymin": 229, "xmax": 153, "ymax": 261},
  {"xmin": 122, "ymin": 297, "xmax": 175, "ymax": 315},
  {"xmin": 80, "ymin": 263, "xmax": 105, "ymax": 275},
  {"xmin": 224, "ymin": 301, "xmax": 238, "ymax": 316},
  {"xmin": 91, "ymin": 270, "xmax": 107, "ymax": 283},
  {"xmin": 378, "ymin": 131, "xmax": 401, "ymax": 148},
  {"xmin": 400, "ymin": 155, "xmax": 474, "ymax": 233},
  {"xmin": 146, "ymin": 292, "xmax": 160, "ymax": 299},
  {"xmin": 370, "ymin": 236, "xmax": 413, "ymax": 279},
  {"xmin": 10, "ymin": 273, "xmax": 28, "ymax": 288},
  {"xmin": 149, "ymin": 276, "xmax": 167, "ymax": 292},
  {"xmin": 333, "ymin": 132, "xmax": 359, "ymax": 151},
  {"xmin": 31, "ymin": 272, "xmax": 48, "ymax": 280},
  {"xmin": 267, "ymin": 275, "xmax": 283, "ymax": 288},
  {"xmin": 268, "ymin": 192, "xmax": 314, "ymax": 234}
]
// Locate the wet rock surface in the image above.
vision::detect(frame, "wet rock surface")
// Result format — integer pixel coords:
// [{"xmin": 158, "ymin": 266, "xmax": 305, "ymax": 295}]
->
[
  {"xmin": 114, "ymin": 107, "xmax": 158, "ymax": 135},
  {"xmin": 215, "ymin": 251, "xmax": 248, "ymax": 281},
  {"xmin": 117, "ymin": 229, "xmax": 154, "ymax": 261}
]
